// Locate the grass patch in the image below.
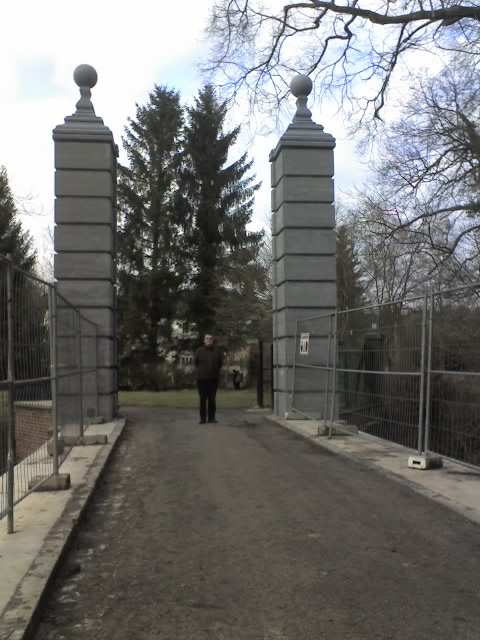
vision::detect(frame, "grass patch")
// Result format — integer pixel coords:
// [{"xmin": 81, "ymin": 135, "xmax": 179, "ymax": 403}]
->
[{"xmin": 118, "ymin": 388, "xmax": 268, "ymax": 410}]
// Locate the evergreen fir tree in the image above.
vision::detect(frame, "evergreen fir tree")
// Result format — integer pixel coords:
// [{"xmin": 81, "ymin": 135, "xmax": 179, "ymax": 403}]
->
[
  {"xmin": 0, "ymin": 167, "xmax": 39, "ymax": 391},
  {"xmin": 180, "ymin": 84, "xmax": 264, "ymax": 341},
  {"xmin": 0, "ymin": 167, "xmax": 36, "ymax": 272},
  {"xmin": 117, "ymin": 86, "xmax": 185, "ymax": 374}
]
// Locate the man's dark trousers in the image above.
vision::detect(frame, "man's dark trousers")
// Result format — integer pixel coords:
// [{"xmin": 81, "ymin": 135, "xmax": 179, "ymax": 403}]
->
[{"xmin": 197, "ymin": 379, "xmax": 218, "ymax": 422}]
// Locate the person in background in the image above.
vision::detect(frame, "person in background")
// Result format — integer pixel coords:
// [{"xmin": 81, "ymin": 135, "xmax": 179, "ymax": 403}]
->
[
  {"xmin": 194, "ymin": 334, "xmax": 223, "ymax": 424},
  {"xmin": 232, "ymin": 369, "xmax": 241, "ymax": 390}
]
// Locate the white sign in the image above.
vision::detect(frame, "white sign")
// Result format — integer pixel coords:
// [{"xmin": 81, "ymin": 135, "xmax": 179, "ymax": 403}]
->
[{"xmin": 300, "ymin": 333, "xmax": 310, "ymax": 355}]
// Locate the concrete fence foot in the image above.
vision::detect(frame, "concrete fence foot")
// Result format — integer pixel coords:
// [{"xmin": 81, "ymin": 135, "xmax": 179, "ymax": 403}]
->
[
  {"xmin": 77, "ymin": 434, "xmax": 108, "ymax": 446},
  {"xmin": 408, "ymin": 454, "xmax": 443, "ymax": 470},
  {"xmin": 28, "ymin": 473, "xmax": 71, "ymax": 491}
]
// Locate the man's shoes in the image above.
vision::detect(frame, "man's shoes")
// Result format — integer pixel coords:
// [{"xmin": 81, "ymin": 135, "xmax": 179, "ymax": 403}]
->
[
  {"xmin": 199, "ymin": 420, "xmax": 206, "ymax": 424},
  {"xmin": 208, "ymin": 419, "xmax": 218, "ymax": 423}
]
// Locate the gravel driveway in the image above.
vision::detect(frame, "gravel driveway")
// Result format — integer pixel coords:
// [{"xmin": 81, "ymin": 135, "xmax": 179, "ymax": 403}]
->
[{"xmin": 35, "ymin": 407, "xmax": 480, "ymax": 639}]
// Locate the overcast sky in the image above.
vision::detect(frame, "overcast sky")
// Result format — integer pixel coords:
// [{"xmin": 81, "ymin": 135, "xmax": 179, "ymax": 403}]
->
[{"xmin": 0, "ymin": 1, "xmax": 367, "ymax": 255}]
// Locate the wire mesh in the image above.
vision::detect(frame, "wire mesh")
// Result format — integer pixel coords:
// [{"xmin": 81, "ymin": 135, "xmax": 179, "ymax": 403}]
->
[
  {"xmin": 0, "ymin": 261, "xmax": 8, "ymax": 517},
  {"xmin": 79, "ymin": 314, "xmax": 98, "ymax": 425},
  {"xmin": 294, "ymin": 297, "xmax": 427, "ymax": 451},
  {"xmin": 0, "ymin": 257, "xmax": 54, "ymax": 521},
  {"xmin": 426, "ymin": 285, "xmax": 480, "ymax": 467},
  {"xmin": 0, "ymin": 254, "xmax": 100, "ymax": 525},
  {"xmin": 336, "ymin": 297, "xmax": 426, "ymax": 450},
  {"xmin": 56, "ymin": 294, "xmax": 83, "ymax": 446},
  {"xmin": 293, "ymin": 288, "xmax": 480, "ymax": 469},
  {"xmin": 292, "ymin": 313, "xmax": 336, "ymax": 420}
]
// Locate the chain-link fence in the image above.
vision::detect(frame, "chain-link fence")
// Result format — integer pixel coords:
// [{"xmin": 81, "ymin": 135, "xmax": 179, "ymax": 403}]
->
[
  {"xmin": 0, "ymin": 254, "xmax": 98, "ymax": 532},
  {"xmin": 293, "ymin": 285, "xmax": 480, "ymax": 470}
]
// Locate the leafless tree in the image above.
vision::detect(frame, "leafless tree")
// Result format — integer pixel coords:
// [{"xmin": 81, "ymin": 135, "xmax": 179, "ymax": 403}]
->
[
  {"xmin": 340, "ymin": 201, "xmax": 432, "ymax": 303},
  {"xmin": 35, "ymin": 225, "xmax": 55, "ymax": 283},
  {"xmin": 350, "ymin": 53, "xmax": 480, "ymax": 283},
  {"xmin": 205, "ymin": 1, "xmax": 480, "ymax": 127}
]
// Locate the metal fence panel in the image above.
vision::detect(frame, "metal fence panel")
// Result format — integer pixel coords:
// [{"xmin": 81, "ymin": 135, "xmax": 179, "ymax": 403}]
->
[
  {"xmin": 293, "ymin": 288, "xmax": 480, "ymax": 469},
  {"xmin": 426, "ymin": 285, "xmax": 480, "ymax": 467},
  {"xmin": 0, "ymin": 256, "xmax": 54, "ymax": 527},
  {"xmin": 0, "ymin": 254, "xmax": 99, "ymax": 529},
  {"xmin": 80, "ymin": 315, "xmax": 98, "ymax": 424},
  {"xmin": 0, "ymin": 260, "xmax": 8, "ymax": 519},
  {"xmin": 336, "ymin": 297, "xmax": 427, "ymax": 451},
  {"xmin": 56, "ymin": 296, "xmax": 84, "ymax": 445},
  {"xmin": 293, "ymin": 313, "xmax": 337, "ymax": 421}
]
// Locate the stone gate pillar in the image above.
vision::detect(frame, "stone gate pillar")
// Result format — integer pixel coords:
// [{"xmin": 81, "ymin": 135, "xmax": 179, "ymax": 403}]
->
[
  {"xmin": 53, "ymin": 64, "xmax": 117, "ymax": 423},
  {"xmin": 270, "ymin": 75, "xmax": 336, "ymax": 417}
]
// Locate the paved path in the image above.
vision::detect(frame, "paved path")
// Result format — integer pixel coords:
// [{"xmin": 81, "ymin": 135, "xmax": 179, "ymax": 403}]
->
[{"xmin": 34, "ymin": 407, "xmax": 480, "ymax": 640}]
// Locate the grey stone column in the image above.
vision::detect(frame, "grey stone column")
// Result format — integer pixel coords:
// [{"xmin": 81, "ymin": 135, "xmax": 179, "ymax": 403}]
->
[
  {"xmin": 53, "ymin": 64, "xmax": 117, "ymax": 422},
  {"xmin": 270, "ymin": 75, "xmax": 336, "ymax": 417}
]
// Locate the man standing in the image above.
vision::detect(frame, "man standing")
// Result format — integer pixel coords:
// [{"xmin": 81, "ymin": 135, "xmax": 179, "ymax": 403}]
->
[{"xmin": 194, "ymin": 334, "xmax": 223, "ymax": 424}]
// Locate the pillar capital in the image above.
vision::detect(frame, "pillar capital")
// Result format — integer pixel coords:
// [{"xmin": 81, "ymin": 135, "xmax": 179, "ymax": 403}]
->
[
  {"xmin": 270, "ymin": 74, "xmax": 335, "ymax": 161},
  {"xmin": 53, "ymin": 64, "xmax": 117, "ymax": 147}
]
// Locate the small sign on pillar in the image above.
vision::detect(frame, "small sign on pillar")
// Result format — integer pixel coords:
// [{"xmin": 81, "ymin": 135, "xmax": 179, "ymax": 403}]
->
[{"xmin": 300, "ymin": 333, "xmax": 310, "ymax": 355}]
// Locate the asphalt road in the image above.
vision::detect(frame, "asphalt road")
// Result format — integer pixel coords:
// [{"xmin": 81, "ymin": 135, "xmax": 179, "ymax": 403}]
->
[{"xmin": 35, "ymin": 407, "xmax": 480, "ymax": 640}]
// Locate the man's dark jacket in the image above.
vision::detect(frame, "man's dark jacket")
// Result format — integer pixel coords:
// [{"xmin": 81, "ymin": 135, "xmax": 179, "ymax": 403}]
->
[{"xmin": 194, "ymin": 346, "xmax": 223, "ymax": 381}]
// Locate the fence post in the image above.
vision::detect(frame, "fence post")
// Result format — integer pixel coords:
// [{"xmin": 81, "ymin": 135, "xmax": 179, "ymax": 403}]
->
[
  {"xmin": 416, "ymin": 294, "xmax": 428, "ymax": 455},
  {"xmin": 270, "ymin": 343, "xmax": 274, "ymax": 410},
  {"xmin": 328, "ymin": 310, "xmax": 339, "ymax": 438},
  {"xmin": 77, "ymin": 315, "xmax": 84, "ymax": 438},
  {"xmin": 48, "ymin": 285, "xmax": 59, "ymax": 474},
  {"xmin": 257, "ymin": 339, "xmax": 264, "ymax": 409},
  {"xmin": 94, "ymin": 323, "xmax": 99, "ymax": 419},
  {"xmin": 6, "ymin": 254, "xmax": 15, "ymax": 534},
  {"xmin": 290, "ymin": 320, "xmax": 300, "ymax": 414},
  {"xmin": 424, "ymin": 292, "xmax": 434, "ymax": 454},
  {"xmin": 322, "ymin": 314, "xmax": 334, "ymax": 431}
]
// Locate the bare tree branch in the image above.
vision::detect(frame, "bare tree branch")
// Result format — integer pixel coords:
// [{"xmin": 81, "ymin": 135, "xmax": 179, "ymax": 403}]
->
[{"xmin": 204, "ymin": 1, "xmax": 480, "ymax": 125}]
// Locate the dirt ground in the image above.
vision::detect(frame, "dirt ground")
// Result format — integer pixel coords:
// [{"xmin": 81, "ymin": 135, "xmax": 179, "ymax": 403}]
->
[{"xmin": 34, "ymin": 407, "xmax": 480, "ymax": 640}]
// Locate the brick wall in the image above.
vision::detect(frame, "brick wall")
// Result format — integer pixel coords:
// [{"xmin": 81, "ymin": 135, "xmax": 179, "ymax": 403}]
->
[{"xmin": 15, "ymin": 401, "xmax": 52, "ymax": 461}]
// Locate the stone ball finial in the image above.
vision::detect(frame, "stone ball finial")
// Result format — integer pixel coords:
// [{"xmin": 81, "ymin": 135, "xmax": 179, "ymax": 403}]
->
[
  {"xmin": 290, "ymin": 74, "xmax": 312, "ymax": 98},
  {"xmin": 72, "ymin": 65, "xmax": 98, "ymax": 117},
  {"xmin": 73, "ymin": 64, "xmax": 98, "ymax": 89},
  {"xmin": 290, "ymin": 74, "xmax": 313, "ymax": 123}
]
